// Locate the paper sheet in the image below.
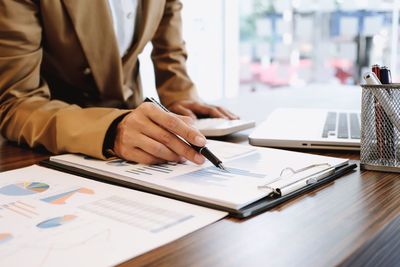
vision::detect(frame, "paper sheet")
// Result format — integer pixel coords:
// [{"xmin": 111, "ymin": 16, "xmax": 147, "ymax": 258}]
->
[{"xmin": 0, "ymin": 165, "xmax": 227, "ymax": 267}]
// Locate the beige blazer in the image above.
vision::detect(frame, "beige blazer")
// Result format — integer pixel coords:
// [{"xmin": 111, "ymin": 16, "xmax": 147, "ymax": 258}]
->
[{"xmin": 0, "ymin": 0, "xmax": 198, "ymax": 159}]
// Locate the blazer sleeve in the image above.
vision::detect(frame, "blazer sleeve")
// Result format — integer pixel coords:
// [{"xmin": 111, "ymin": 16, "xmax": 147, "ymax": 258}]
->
[
  {"xmin": 0, "ymin": 0, "xmax": 128, "ymax": 159},
  {"xmin": 151, "ymin": 0, "xmax": 199, "ymax": 107}
]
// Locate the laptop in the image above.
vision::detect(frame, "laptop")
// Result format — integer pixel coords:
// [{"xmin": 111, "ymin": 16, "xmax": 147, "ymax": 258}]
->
[{"xmin": 249, "ymin": 108, "xmax": 361, "ymax": 150}]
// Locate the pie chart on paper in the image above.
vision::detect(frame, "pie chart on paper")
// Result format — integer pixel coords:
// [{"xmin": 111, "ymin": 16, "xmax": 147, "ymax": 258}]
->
[{"xmin": 0, "ymin": 182, "xmax": 50, "ymax": 196}]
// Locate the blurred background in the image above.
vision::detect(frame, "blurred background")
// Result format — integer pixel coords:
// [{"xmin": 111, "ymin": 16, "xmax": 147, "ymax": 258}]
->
[{"xmin": 142, "ymin": 0, "xmax": 400, "ymax": 101}]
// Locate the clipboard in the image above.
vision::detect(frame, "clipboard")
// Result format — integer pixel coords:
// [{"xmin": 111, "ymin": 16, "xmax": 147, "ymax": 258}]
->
[{"xmin": 40, "ymin": 160, "xmax": 357, "ymax": 218}]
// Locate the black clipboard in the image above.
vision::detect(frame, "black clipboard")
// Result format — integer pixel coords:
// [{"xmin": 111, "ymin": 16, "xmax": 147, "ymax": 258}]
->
[{"xmin": 40, "ymin": 160, "xmax": 357, "ymax": 218}]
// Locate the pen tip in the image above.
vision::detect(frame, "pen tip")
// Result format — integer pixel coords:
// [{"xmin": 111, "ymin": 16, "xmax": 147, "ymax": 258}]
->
[{"xmin": 218, "ymin": 163, "xmax": 229, "ymax": 172}]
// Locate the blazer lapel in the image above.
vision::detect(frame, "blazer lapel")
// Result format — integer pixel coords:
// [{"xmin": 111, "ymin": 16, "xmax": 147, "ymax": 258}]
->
[
  {"xmin": 122, "ymin": 0, "xmax": 164, "ymax": 64},
  {"xmin": 62, "ymin": 0, "xmax": 124, "ymax": 100}
]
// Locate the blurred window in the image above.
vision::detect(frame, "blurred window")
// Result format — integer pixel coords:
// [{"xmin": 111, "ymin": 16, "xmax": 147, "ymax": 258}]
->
[{"xmin": 239, "ymin": 0, "xmax": 399, "ymax": 92}]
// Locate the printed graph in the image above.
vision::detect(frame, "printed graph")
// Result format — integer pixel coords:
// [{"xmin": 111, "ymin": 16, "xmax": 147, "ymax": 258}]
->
[
  {"xmin": 171, "ymin": 166, "xmax": 266, "ymax": 186},
  {"xmin": 1, "ymin": 201, "xmax": 39, "ymax": 218},
  {"xmin": 37, "ymin": 215, "xmax": 77, "ymax": 229},
  {"xmin": 0, "ymin": 182, "xmax": 49, "ymax": 196},
  {"xmin": 125, "ymin": 162, "xmax": 180, "ymax": 176},
  {"xmin": 106, "ymin": 159, "xmax": 130, "ymax": 167},
  {"xmin": 83, "ymin": 156, "xmax": 98, "ymax": 161},
  {"xmin": 80, "ymin": 195, "xmax": 193, "ymax": 233},
  {"xmin": 225, "ymin": 152, "xmax": 269, "ymax": 173},
  {"xmin": 222, "ymin": 167, "xmax": 265, "ymax": 178},
  {"xmin": 0, "ymin": 233, "xmax": 13, "ymax": 244},
  {"xmin": 41, "ymin": 188, "xmax": 95, "ymax": 205}
]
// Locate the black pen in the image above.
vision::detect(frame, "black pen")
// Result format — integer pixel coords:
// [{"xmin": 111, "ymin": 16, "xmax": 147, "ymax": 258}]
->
[{"xmin": 144, "ymin": 97, "xmax": 227, "ymax": 171}]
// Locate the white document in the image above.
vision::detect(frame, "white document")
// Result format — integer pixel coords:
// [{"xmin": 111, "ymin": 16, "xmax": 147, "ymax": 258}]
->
[
  {"xmin": 51, "ymin": 141, "xmax": 349, "ymax": 210},
  {"xmin": 0, "ymin": 165, "xmax": 227, "ymax": 267}
]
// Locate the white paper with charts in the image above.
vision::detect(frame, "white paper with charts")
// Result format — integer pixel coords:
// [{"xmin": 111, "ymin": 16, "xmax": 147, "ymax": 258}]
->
[
  {"xmin": 51, "ymin": 141, "xmax": 349, "ymax": 210},
  {"xmin": 0, "ymin": 165, "xmax": 226, "ymax": 267}
]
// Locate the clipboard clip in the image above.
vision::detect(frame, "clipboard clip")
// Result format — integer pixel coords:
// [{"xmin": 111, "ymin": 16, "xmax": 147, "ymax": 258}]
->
[{"xmin": 258, "ymin": 163, "xmax": 335, "ymax": 197}]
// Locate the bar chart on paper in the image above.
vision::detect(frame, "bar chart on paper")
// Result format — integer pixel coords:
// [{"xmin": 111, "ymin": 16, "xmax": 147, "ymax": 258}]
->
[
  {"xmin": 49, "ymin": 140, "xmax": 260, "ymax": 181},
  {"xmin": 171, "ymin": 166, "xmax": 266, "ymax": 187},
  {"xmin": 80, "ymin": 195, "xmax": 194, "ymax": 233},
  {"xmin": 1, "ymin": 201, "xmax": 39, "ymax": 219},
  {"xmin": 126, "ymin": 162, "xmax": 181, "ymax": 176}
]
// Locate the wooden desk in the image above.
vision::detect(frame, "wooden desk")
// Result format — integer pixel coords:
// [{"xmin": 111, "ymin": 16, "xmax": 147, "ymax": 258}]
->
[{"xmin": 2, "ymin": 85, "xmax": 400, "ymax": 266}]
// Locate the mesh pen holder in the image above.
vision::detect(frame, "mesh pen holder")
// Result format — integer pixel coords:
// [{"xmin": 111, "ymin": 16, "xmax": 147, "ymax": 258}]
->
[{"xmin": 361, "ymin": 84, "xmax": 400, "ymax": 172}]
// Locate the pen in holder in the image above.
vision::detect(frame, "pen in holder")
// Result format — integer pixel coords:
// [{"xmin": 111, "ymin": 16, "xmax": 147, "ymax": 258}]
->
[{"xmin": 360, "ymin": 84, "xmax": 400, "ymax": 172}]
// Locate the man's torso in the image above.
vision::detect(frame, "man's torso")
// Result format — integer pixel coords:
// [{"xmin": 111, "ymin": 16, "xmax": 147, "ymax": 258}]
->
[{"xmin": 39, "ymin": 0, "xmax": 165, "ymax": 108}]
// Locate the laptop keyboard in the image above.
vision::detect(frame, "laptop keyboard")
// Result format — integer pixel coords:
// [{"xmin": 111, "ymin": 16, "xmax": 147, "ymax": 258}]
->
[
  {"xmin": 322, "ymin": 112, "xmax": 360, "ymax": 139},
  {"xmin": 349, "ymin": 113, "xmax": 361, "ymax": 139}
]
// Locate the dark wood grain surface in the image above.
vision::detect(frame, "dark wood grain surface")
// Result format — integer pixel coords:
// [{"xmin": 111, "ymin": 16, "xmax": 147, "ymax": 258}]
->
[
  {"xmin": 0, "ymin": 138, "xmax": 50, "ymax": 172},
  {"xmin": 339, "ymin": 211, "xmax": 400, "ymax": 267},
  {"xmin": 2, "ymin": 86, "xmax": 399, "ymax": 267}
]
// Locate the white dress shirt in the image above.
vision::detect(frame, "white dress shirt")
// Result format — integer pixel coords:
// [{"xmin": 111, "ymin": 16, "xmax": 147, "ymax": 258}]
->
[{"xmin": 107, "ymin": 0, "xmax": 139, "ymax": 57}]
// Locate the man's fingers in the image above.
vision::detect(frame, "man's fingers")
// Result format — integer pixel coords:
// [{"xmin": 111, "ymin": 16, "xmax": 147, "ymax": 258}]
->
[
  {"xmin": 115, "ymin": 145, "xmax": 166, "ymax": 165},
  {"xmin": 189, "ymin": 102, "xmax": 229, "ymax": 119},
  {"xmin": 176, "ymin": 114, "xmax": 195, "ymax": 125},
  {"xmin": 216, "ymin": 106, "xmax": 240, "ymax": 120},
  {"xmin": 195, "ymin": 103, "xmax": 228, "ymax": 119},
  {"xmin": 207, "ymin": 107, "xmax": 229, "ymax": 119},
  {"xmin": 143, "ymin": 103, "xmax": 206, "ymax": 147},
  {"xmin": 139, "ymin": 120, "xmax": 205, "ymax": 164},
  {"xmin": 170, "ymin": 104, "xmax": 197, "ymax": 119},
  {"xmin": 167, "ymin": 100, "xmax": 239, "ymax": 121},
  {"xmin": 132, "ymin": 134, "xmax": 181, "ymax": 162},
  {"xmin": 195, "ymin": 103, "xmax": 239, "ymax": 120},
  {"xmin": 114, "ymin": 103, "xmax": 206, "ymax": 165}
]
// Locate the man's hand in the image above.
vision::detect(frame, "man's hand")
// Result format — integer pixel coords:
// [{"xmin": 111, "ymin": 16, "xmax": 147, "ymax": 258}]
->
[
  {"xmin": 113, "ymin": 102, "xmax": 207, "ymax": 165},
  {"xmin": 167, "ymin": 100, "xmax": 239, "ymax": 120}
]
